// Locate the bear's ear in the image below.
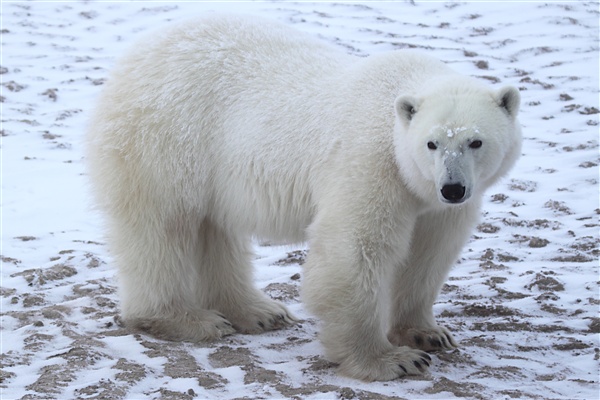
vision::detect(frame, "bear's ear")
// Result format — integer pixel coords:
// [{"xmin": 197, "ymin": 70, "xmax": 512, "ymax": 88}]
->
[
  {"xmin": 395, "ymin": 95, "xmax": 419, "ymax": 125},
  {"xmin": 495, "ymin": 86, "xmax": 520, "ymax": 118}
]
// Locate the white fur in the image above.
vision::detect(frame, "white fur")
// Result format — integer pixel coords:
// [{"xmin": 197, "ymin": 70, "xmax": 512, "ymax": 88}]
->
[{"xmin": 87, "ymin": 14, "xmax": 522, "ymax": 381}]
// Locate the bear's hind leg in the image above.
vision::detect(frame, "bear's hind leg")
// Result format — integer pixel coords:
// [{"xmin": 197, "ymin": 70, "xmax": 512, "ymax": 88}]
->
[
  {"xmin": 112, "ymin": 215, "xmax": 237, "ymax": 342},
  {"xmin": 196, "ymin": 220, "xmax": 297, "ymax": 333}
]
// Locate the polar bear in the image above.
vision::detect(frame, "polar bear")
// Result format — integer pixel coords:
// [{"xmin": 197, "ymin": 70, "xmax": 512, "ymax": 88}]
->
[{"xmin": 87, "ymin": 14, "xmax": 522, "ymax": 381}]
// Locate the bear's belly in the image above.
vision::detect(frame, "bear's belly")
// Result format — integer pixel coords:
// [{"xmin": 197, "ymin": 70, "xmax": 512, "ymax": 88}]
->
[{"xmin": 208, "ymin": 177, "xmax": 315, "ymax": 243}]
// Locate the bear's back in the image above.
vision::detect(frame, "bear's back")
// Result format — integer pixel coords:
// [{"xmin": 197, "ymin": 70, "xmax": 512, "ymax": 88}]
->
[{"xmin": 118, "ymin": 14, "xmax": 352, "ymax": 93}]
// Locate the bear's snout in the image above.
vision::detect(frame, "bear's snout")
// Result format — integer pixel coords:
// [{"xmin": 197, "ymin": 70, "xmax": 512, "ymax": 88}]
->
[{"xmin": 441, "ymin": 183, "xmax": 466, "ymax": 203}]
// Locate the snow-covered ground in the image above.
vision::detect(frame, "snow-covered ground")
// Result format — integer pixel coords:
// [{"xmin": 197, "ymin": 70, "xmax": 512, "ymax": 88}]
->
[{"xmin": 1, "ymin": 1, "xmax": 598, "ymax": 399}]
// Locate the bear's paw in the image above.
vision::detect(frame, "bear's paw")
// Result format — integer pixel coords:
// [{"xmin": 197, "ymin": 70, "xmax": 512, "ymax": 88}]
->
[
  {"xmin": 339, "ymin": 346, "xmax": 432, "ymax": 381},
  {"xmin": 127, "ymin": 309, "xmax": 237, "ymax": 342},
  {"xmin": 388, "ymin": 325, "xmax": 458, "ymax": 352},
  {"xmin": 224, "ymin": 297, "xmax": 298, "ymax": 334}
]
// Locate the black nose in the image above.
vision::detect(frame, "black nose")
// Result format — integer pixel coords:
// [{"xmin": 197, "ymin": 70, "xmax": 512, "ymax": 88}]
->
[{"xmin": 441, "ymin": 184, "xmax": 466, "ymax": 202}]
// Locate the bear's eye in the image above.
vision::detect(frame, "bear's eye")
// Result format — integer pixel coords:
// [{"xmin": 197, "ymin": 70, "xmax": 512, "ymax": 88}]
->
[
  {"xmin": 469, "ymin": 140, "xmax": 483, "ymax": 149},
  {"xmin": 427, "ymin": 141, "xmax": 438, "ymax": 150}
]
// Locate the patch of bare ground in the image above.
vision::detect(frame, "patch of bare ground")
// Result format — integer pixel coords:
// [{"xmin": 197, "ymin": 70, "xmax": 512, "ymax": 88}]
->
[
  {"xmin": 424, "ymin": 376, "xmax": 487, "ymax": 399},
  {"xmin": 10, "ymin": 263, "xmax": 77, "ymax": 287},
  {"xmin": 73, "ymin": 380, "xmax": 128, "ymax": 399},
  {"xmin": 501, "ymin": 218, "xmax": 562, "ymax": 230},
  {"xmin": 526, "ymin": 272, "xmax": 565, "ymax": 292},
  {"xmin": 509, "ymin": 179, "xmax": 537, "ymax": 192},
  {"xmin": 275, "ymin": 249, "xmax": 307, "ymax": 266},
  {"xmin": 476, "ymin": 222, "xmax": 500, "ymax": 234},
  {"xmin": 263, "ymin": 282, "xmax": 300, "ymax": 303},
  {"xmin": 462, "ymin": 303, "xmax": 521, "ymax": 317}
]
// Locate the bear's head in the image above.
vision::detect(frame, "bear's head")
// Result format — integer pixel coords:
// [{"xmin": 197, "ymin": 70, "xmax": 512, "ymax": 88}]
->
[{"xmin": 393, "ymin": 80, "xmax": 522, "ymax": 207}]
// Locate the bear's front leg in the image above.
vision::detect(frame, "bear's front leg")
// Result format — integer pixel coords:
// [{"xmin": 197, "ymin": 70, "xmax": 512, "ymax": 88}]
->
[
  {"xmin": 387, "ymin": 206, "xmax": 480, "ymax": 352},
  {"xmin": 303, "ymin": 210, "xmax": 431, "ymax": 381}
]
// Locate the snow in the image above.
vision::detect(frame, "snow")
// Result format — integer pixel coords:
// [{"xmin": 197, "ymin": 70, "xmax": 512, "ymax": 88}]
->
[{"xmin": 2, "ymin": 1, "xmax": 599, "ymax": 399}]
